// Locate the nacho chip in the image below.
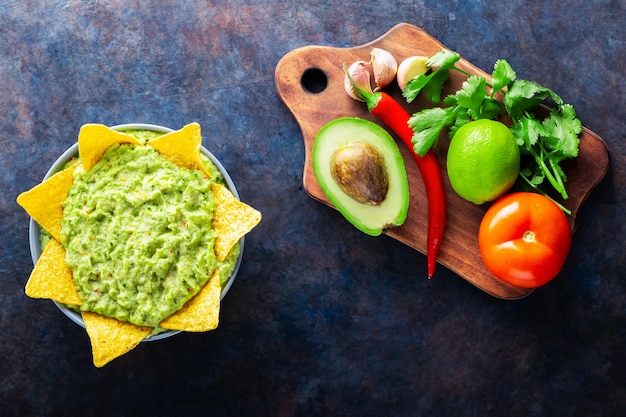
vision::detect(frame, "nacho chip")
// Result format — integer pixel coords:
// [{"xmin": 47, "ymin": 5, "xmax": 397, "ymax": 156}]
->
[
  {"xmin": 211, "ymin": 183, "xmax": 262, "ymax": 262},
  {"xmin": 148, "ymin": 122, "xmax": 212, "ymax": 178},
  {"xmin": 78, "ymin": 124, "xmax": 143, "ymax": 172},
  {"xmin": 160, "ymin": 270, "xmax": 221, "ymax": 332},
  {"xmin": 82, "ymin": 311, "xmax": 153, "ymax": 367},
  {"xmin": 16, "ymin": 165, "xmax": 77, "ymax": 241},
  {"xmin": 25, "ymin": 238, "xmax": 82, "ymax": 306}
]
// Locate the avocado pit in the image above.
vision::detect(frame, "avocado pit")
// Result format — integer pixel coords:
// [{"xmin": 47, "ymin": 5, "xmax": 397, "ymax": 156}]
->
[{"xmin": 330, "ymin": 142, "xmax": 389, "ymax": 205}]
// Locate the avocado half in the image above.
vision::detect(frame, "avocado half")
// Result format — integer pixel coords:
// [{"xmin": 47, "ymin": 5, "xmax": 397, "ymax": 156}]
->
[{"xmin": 312, "ymin": 117, "xmax": 410, "ymax": 236}]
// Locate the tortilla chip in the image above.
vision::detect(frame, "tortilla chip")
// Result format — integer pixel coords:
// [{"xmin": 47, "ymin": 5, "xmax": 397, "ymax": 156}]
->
[
  {"xmin": 211, "ymin": 183, "xmax": 262, "ymax": 262},
  {"xmin": 78, "ymin": 124, "xmax": 143, "ymax": 172},
  {"xmin": 82, "ymin": 311, "xmax": 152, "ymax": 368},
  {"xmin": 148, "ymin": 122, "xmax": 212, "ymax": 177},
  {"xmin": 24, "ymin": 238, "xmax": 82, "ymax": 306},
  {"xmin": 16, "ymin": 165, "xmax": 77, "ymax": 241},
  {"xmin": 160, "ymin": 270, "xmax": 221, "ymax": 332}
]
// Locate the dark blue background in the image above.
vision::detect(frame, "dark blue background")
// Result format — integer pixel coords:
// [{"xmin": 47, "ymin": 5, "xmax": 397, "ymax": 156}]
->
[{"xmin": 1, "ymin": 1, "xmax": 624, "ymax": 416}]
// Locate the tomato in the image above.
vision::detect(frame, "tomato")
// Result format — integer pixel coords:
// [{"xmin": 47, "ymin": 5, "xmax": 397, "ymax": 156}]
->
[{"xmin": 478, "ymin": 192, "xmax": 572, "ymax": 288}]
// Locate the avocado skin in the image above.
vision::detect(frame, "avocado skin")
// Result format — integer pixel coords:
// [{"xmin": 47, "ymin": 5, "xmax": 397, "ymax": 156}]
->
[{"xmin": 312, "ymin": 117, "xmax": 410, "ymax": 236}]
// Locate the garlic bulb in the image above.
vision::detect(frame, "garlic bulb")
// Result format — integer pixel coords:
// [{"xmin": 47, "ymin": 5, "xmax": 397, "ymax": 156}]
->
[
  {"xmin": 397, "ymin": 56, "xmax": 429, "ymax": 91},
  {"xmin": 344, "ymin": 61, "xmax": 373, "ymax": 101},
  {"xmin": 370, "ymin": 48, "xmax": 397, "ymax": 91}
]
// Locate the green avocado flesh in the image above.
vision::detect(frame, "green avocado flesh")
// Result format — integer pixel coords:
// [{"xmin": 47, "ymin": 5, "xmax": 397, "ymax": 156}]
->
[{"xmin": 312, "ymin": 117, "xmax": 410, "ymax": 236}]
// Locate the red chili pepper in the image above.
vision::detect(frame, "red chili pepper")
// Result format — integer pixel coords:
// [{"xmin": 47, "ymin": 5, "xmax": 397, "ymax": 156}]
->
[
  {"xmin": 344, "ymin": 65, "xmax": 447, "ymax": 278},
  {"xmin": 371, "ymin": 93, "xmax": 447, "ymax": 278}
]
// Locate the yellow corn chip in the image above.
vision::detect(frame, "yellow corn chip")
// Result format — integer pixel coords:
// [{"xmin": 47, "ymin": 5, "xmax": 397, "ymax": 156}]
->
[
  {"xmin": 24, "ymin": 238, "xmax": 82, "ymax": 306},
  {"xmin": 147, "ymin": 122, "xmax": 212, "ymax": 177},
  {"xmin": 211, "ymin": 183, "xmax": 262, "ymax": 262},
  {"xmin": 160, "ymin": 270, "xmax": 221, "ymax": 332},
  {"xmin": 78, "ymin": 124, "xmax": 143, "ymax": 172},
  {"xmin": 82, "ymin": 311, "xmax": 153, "ymax": 368},
  {"xmin": 16, "ymin": 165, "xmax": 77, "ymax": 241}
]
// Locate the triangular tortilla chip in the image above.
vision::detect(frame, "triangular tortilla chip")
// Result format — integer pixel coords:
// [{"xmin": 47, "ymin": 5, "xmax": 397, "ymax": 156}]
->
[
  {"xmin": 160, "ymin": 270, "xmax": 221, "ymax": 332},
  {"xmin": 147, "ymin": 122, "xmax": 212, "ymax": 178},
  {"xmin": 16, "ymin": 165, "xmax": 77, "ymax": 241},
  {"xmin": 78, "ymin": 124, "xmax": 143, "ymax": 172},
  {"xmin": 24, "ymin": 238, "xmax": 82, "ymax": 306},
  {"xmin": 211, "ymin": 183, "xmax": 262, "ymax": 262},
  {"xmin": 82, "ymin": 311, "xmax": 153, "ymax": 368}
]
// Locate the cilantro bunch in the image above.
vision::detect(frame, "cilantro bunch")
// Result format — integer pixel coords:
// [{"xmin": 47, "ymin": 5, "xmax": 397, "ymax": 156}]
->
[{"xmin": 404, "ymin": 49, "xmax": 582, "ymax": 200}]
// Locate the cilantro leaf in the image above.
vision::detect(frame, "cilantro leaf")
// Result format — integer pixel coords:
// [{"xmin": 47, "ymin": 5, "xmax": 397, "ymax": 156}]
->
[
  {"xmin": 504, "ymin": 80, "xmax": 564, "ymax": 120},
  {"xmin": 503, "ymin": 80, "xmax": 548, "ymax": 119},
  {"xmin": 454, "ymin": 76, "xmax": 502, "ymax": 120},
  {"xmin": 511, "ymin": 115, "xmax": 547, "ymax": 150},
  {"xmin": 408, "ymin": 106, "xmax": 459, "ymax": 156},
  {"xmin": 404, "ymin": 68, "xmax": 451, "ymax": 104},
  {"xmin": 456, "ymin": 76, "xmax": 486, "ymax": 111},
  {"xmin": 541, "ymin": 104, "xmax": 581, "ymax": 159},
  {"xmin": 426, "ymin": 49, "xmax": 461, "ymax": 69},
  {"xmin": 490, "ymin": 59, "xmax": 516, "ymax": 93},
  {"xmin": 424, "ymin": 70, "xmax": 452, "ymax": 103}
]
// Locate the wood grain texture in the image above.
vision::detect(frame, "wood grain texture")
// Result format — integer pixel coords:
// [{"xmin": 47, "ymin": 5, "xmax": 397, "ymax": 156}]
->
[{"xmin": 274, "ymin": 23, "xmax": 610, "ymax": 299}]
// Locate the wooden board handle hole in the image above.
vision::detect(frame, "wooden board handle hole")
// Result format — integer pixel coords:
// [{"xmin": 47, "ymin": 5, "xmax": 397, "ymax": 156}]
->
[{"xmin": 301, "ymin": 68, "xmax": 328, "ymax": 94}]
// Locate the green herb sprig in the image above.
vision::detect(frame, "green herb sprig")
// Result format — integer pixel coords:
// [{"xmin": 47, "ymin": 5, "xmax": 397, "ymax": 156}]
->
[{"xmin": 404, "ymin": 49, "xmax": 582, "ymax": 201}]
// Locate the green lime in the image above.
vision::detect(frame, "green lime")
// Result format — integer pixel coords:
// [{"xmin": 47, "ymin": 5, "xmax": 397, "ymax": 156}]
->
[{"xmin": 446, "ymin": 119, "xmax": 520, "ymax": 205}]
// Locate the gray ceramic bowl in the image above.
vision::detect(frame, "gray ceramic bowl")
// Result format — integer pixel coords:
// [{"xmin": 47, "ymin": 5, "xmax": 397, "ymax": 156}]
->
[{"xmin": 28, "ymin": 123, "xmax": 243, "ymax": 341}]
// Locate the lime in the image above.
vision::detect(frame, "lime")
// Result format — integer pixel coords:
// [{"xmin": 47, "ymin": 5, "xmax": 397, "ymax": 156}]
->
[{"xmin": 446, "ymin": 119, "xmax": 520, "ymax": 204}]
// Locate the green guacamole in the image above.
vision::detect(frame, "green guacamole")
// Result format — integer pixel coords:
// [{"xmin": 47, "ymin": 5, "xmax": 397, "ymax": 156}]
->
[{"xmin": 59, "ymin": 131, "xmax": 238, "ymax": 328}]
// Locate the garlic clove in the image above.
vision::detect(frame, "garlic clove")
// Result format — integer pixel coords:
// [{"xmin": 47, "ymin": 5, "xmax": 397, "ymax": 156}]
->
[
  {"xmin": 397, "ymin": 56, "xmax": 429, "ymax": 91},
  {"xmin": 344, "ymin": 61, "xmax": 373, "ymax": 101},
  {"xmin": 370, "ymin": 48, "xmax": 398, "ymax": 91}
]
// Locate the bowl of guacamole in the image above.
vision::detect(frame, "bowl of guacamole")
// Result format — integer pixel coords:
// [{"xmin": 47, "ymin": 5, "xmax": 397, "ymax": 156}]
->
[{"xmin": 28, "ymin": 123, "xmax": 244, "ymax": 341}]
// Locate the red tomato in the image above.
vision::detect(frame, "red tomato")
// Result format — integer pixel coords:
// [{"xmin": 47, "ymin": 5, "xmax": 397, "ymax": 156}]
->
[{"xmin": 478, "ymin": 192, "xmax": 572, "ymax": 288}]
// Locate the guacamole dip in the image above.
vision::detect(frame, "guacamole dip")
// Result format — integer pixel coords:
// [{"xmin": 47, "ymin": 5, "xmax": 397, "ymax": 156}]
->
[{"xmin": 60, "ymin": 132, "xmax": 238, "ymax": 328}]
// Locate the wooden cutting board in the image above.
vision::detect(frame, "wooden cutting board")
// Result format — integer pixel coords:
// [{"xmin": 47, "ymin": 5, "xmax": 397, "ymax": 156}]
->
[{"xmin": 274, "ymin": 23, "xmax": 610, "ymax": 299}]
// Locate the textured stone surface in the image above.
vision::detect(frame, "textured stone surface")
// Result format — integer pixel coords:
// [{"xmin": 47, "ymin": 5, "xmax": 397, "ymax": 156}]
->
[{"xmin": 1, "ymin": 1, "xmax": 624, "ymax": 416}]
